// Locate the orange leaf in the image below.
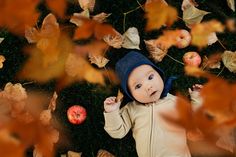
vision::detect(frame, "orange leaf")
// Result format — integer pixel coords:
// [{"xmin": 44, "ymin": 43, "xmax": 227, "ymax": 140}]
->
[
  {"xmin": 145, "ymin": 0, "xmax": 178, "ymax": 31},
  {"xmin": 0, "ymin": 0, "xmax": 40, "ymax": 35}
]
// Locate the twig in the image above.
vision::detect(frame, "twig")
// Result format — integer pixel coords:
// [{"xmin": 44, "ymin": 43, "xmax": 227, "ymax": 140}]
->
[
  {"xmin": 166, "ymin": 54, "xmax": 184, "ymax": 65},
  {"xmin": 136, "ymin": 0, "xmax": 145, "ymax": 11},
  {"xmin": 217, "ymin": 39, "xmax": 227, "ymax": 50},
  {"xmin": 216, "ymin": 65, "xmax": 225, "ymax": 77}
]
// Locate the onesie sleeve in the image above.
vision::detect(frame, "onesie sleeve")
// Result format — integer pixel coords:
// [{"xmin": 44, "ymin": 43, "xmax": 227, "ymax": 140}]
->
[{"xmin": 103, "ymin": 104, "xmax": 132, "ymax": 139}]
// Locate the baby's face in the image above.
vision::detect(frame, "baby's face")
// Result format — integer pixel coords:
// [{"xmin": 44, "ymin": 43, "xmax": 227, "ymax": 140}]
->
[{"xmin": 128, "ymin": 64, "xmax": 164, "ymax": 104}]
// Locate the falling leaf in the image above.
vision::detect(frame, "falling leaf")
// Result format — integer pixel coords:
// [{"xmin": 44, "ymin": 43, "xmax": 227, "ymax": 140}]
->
[
  {"xmin": 103, "ymin": 30, "xmax": 123, "ymax": 48},
  {"xmin": 88, "ymin": 53, "xmax": 109, "ymax": 68},
  {"xmin": 68, "ymin": 151, "xmax": 82, "ymax": 157},
  {"xmin": 227, "ymin": 0, "xmax": 235, "ymax": 11},
  {"xmin": 181, "ymin": 0, "xmax": 198, "ymax": 11},
  {"xmin": 65, "ymin": 53, "xmax": 105, "ymax": 84},
  {"xmin": 207, "ymin": 32, "xmax": 218, "ymax": 45},
  {"xmin": 183, "ymin": 4, "xmax": 210, "ymax": 27},
  {"xmin": 0, "ymin": 55, "xmax": 5, "ymax": 69},
  {"xmin": 116, "ymin": 89, "xmax": 124, "ymax": 103},
  {"xmin": 25, "ymin": 13, "xmax": 61, "ymax": 67},
  {"xmin": 78, "ymin": 0, "xmax": 95, "ymax": 12},
  {"xmin": 144, "ymin": 39, "xmax": 167, "ymax": 62},
  {"xmin": 122, "ymin": 27, "xmax": 140, "ymax": 50},
  {"xmin": 226, "ymin": 18, "xmax": 236, "ymax": 32},
  {"xmin": 190, "ymin": 20, "xmax": 224, "ymax": 48},
  {"xmin": 145, "ymin": 0, "xmax": 178, "ymax": 31},
  {"xmin": 0, "ymin": 38, "xmax": 4, "ymax": 43},
  {"xmin": 45, "ymin": 0, "xmax": 67, "ymax": 18},
  {"xmin": 70, "ymin": 10, "xmax": 90, "ymax": 27},
  {"xmin": 201, "ymin": 53, "xmax": 222, "ymax": 69},
  {"xmin": 0, "ymin": 0, "xmax": 40, "ymax": 35},
  {"xmin": 97, "ymin": 149, "xmax": 115, "ymax": 157},
  {"xmin": 73, "ymin": 17, "xmax": 116, "ymax": 40},
  {"xmin": 222, "ymin": 50, "xmax": 236, "ymax": 73},
  {"xmin": 92, "ymin": 12, "xmax": 111, "ymax": 23}
]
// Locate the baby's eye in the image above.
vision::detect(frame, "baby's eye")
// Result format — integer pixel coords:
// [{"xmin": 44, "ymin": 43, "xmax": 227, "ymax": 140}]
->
[
  {"xmin": 135, "ymin": 84, "xmax": 142, "ymax": 89},
  {"xmin": 148, "ymin": 74, "xmax": 154, "ymax": 80}
]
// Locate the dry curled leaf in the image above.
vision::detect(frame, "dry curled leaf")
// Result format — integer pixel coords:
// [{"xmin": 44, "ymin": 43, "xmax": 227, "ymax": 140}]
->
[
  {"xmin": 191, "ymin": 20, "xmax": 224, "ymax": 48},
  {"xmin": 0, "ymin": 55, "xmax": 5, "ymax": 69},
  {"xmin": 181, "ymin": 0, "xmax": 198, "ymax": 11},
  {"xmin": 116, "ymin": 89, "xmax": 124, "ymax": 103},
  {"xmin": 92, "ymin": 12, "xmax": 111, "ymax": 23},
  {"xmin": 145, "ymin": 0, "xmax": 177, "ymax": 30},
  {"xmin": 103, "ymin": 29, "xmax": 123, "ymax": 48},
  {"xmin": 88, "ymin": 53, "xmax": 109, "ymax": 68},
  {"xmin": 122, "ymin": 27, "xmax": 140, "ymax": 50},
  {"xmin": 39, "ymin": 109, "xmax": 52, "ymax": 126},
  {"xmin": 0, "ymin": 38, "xmax": 4, "ymax": 44},
  {"xmin": 48, "ymin": 92, "xmax": 57, "ymax": 112},
  {"xmin": 97, "ymin": 149, "xmax": 115, "ymax": 157},
  {"xmin": 183, "ymin": 4, "xmax": 210, "ymax": 27},
  {"xmin": 78, "ymin": 0, "xmax": 95, "ymax": 12},
  {"xmin": 222, "ymin": 50, "xmax": 236, "ymax": 73},
  {"xmin": 68, "ymin": 151, "xmax": 82, "ymax": 157},
  {"xmin": 70, "ymin": 10, "xmax": 90, "ymax": 27},
  {"xmin": 144, "ymin": 39, "xmax": 167, "ymax": 62},
  {"xmin": 207, "ymin": 32, "xmax": 218, "ymax": 45},
  {"xmin": 201, "ymin": 53, "xmax": 222, "ymax": 69},
  {"xmin": 227, "ymin": 0, "xmax": 235, "ymax": 11},
  {"xmin": 226, "ymin": 19, "xmax": 236, "ymax": 32}
]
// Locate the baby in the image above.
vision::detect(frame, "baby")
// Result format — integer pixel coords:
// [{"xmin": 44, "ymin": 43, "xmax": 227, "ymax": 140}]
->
[{"xmin": 103, "ymin": 51, "xmax": 200, "ymax": 157}]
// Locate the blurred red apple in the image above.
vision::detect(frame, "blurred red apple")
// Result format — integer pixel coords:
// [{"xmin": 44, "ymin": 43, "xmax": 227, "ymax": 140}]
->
[
  {"xmin": 183, "ymin": 51, "xmax": 201, "ymax": 67},
  {"xmin": 176, "ymin": 29, "xmax": 191, "ymax": 48},
  {"xmin": 67, "ymin": 105, "xmax": 87, "ymax": 125}
]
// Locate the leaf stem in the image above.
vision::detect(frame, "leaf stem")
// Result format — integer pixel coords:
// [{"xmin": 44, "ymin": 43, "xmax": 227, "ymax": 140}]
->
[
  {"xmin": 216, "ymin": 65, "xmax": 225, "ymax": 77},
  {"xmin": 166, "ymin": 54, "xmax": 184, "ymax": 65},
  {"xmin": 217, "ymin": 39, "xmax": 226, "ymax": 50}
]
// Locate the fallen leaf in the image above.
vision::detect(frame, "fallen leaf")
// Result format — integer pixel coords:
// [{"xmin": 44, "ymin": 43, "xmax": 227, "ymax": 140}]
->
[
  {"xmin": 145, "ymin": 0, "xmax": 178, "ymax": 30},
  {"xmin": 0, "ymin": 55, "xmax": 5, "ymax": 69},
  {"xmin": 116, "ymin": 89, "xmax": 124, "ymax": 103},
  {"xmin": 201, "ymin": 54, "xmax": 221, "ymax": 69},
  {"xmin": 207, "ymin": 32, "xmax": 218, "ymax": 45},
  {"xmin": 226, "ymin": 19, "xmax": 236, "ymax": 32},
  {"xmin": 68, "ymin": 150, "xmax": 82, "ymax": 157},
  {"xmin": 190, "ymin": 20, "xmax": 224, "ymax": 48},
  {"xmin": 103, "ymin": 30, "xmax": 123, "ymax": 48},
  {"xmin": 45, "ymin": 0, "xmax": 67, "ymax": 18},
  {"xmin": 48, "ymin": 92, "xmax": 58, "ymax": 112},
  {"xmin": 92, "ymin": 12, "xmax": 111, "ymax": 23},
  {"xmin": 227, "ymin": 0, "xmax": 235, "ymax": 11},
  {"xmin": 0, "ymin": 0, "xmax": 40, "ymax": 35},
  {"xmin": 78, "ymin": 0, "xmax": 95, "ymax": 12},
  {"xmin": 25, "ymin": 13, "xmax": 61, "ymax": 67},
  {"xmin": 70, "ymin": 10, "xmax": 90, "ymax": 27},
  {"xmin": 183, "ymin": 4, "xmax": 210, "ymax": 27},
  {"xmin": 144, "ymin": 39, "xmax": 167, "ymax": 62},
  {"xmin": 0, "ymin": 38, "xmax": 4, "ymax": 43},
  {"xmin": 222, "ymin": 50, "xmax": 236, "ymax": 73},
  {"xmin": 97, "ymin": 149, "xmax": 115, "ymax": 157},
  {"xmin": 181, "ymin": 0, "xmax": 198, "ymax": 11},
  {"xmin": 88, "ymin": 53, "xmax": 109, "ymax": 68},
  {"xmin": 122, "ymin": 27, "xmax": 140, "ymax": 50}
]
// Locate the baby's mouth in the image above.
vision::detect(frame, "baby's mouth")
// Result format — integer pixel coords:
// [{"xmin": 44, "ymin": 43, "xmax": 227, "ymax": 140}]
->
[{"xmin": 150, "ymin": 91, "xmax": 157, "ymax": 97}]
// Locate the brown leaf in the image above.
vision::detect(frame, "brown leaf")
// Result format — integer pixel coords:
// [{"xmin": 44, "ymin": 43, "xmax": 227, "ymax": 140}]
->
[
  {"xmin": 70, "ymin": 10, "xmax": 90, "ymax": 27},
  {"xmin": 226, "ymin": 19, "xmax": 236, "ymax": 32},
  {"xmin": 181, "ymin": 0, "xmax": 198, "ymax": 11},
  {"xmin": 97, "ymin": 149, "xmax": 115, "ymax": 157},
  {"xmin": 144, "ymin": 39, "xmax": 168, "ymax": 62},
  {"xmin": 103, "ymin": 30, "xmax": 123, "ymax": 48},
  {"xmin": 183, "ymin": 4, "xmax": 209, "ymax": 27},
  {"xmin": 190, "ymin": 20, "xmax": 224, "ymax": 48},
  {"xmin": 116, "ymin": 89, "xmax": 124, "ymax": 103},
  {"xmin": 45, "ymin": 0, "xmax": 67, "ymax": 18},
  {"xmin": 145, "ymin": 0, "xmax": 178, "ymax": 31},
  {"xmin": 201, "ymin": 53, "xmax": 222, "ymax": 69},
  {"xmin": 48, "ymin": 92, "xmax": 58, "ymax": 112},
  {"xmin": 92, "ymin": 12, "xmax": 111, "ymax": 23},
  {"xmin": 222, "ymin": 50, "xmax": 236, "ymax": 73},
  {"xmin": 78, "ymin": 0, "xmax": 95, "ymax": 12},
  {"xmin": 0, "ymin": 55, "xmax": 5, "ymax": 69},
  {"xmin": 88, "ymin": 53, "xmax": 109, "ymax": 68},
  {"xmin": 67, "ymin": 151, "xmax": 82, "ymax": 157},
  {"xmin": 0, "ymin": 0, "xmax": 40, "ymax": 35}
]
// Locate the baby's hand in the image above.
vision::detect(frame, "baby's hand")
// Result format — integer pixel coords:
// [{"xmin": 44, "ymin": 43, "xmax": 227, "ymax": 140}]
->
[
  {"xmin": 188, "ymin": 84, "xmax": 203, "ymax": 94},
  {"xmin": 104, "ymin": 96, "xmax": 121, "ymax": 113},
  {"xmin": 189, "ymin": 84, "xmax": 203, "ymax": 110}
]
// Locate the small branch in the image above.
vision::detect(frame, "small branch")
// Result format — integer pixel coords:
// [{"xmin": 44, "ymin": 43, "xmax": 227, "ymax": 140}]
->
[
  {"xmin": 216, "ymin": 65, "xmax": 225, "ymax": 77},
  {"xmin": 136, "ymin": 0, "xmax": 145, "ymax": 11},
  {"xmin": 217, "ymin": 39, "xmax": 226, "ymax": 50},
  {"xmin": 166, "ymin": 54, "xmax": 184, "ymax": 65},
  {"xmin": 123, "ymin": 13, "xmax": 127, "ymax": 33}
]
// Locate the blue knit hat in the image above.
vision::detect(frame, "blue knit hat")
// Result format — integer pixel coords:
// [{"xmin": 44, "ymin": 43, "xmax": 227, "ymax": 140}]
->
[{"xmin": 115, "ymin": 51, "xmax": 173, "ymax": 100}]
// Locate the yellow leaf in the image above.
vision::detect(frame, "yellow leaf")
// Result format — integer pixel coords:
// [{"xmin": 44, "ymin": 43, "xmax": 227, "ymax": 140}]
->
[
  {"xmin": 183, "ymin": 4, "xmax": 210, "ymax": 27},
  {"xmin": 78, "ymin": 0, "xmax": 95, "ymax": 11},
  {"xmin": 145, "ymin": 0, "xmax": 178, "ymax": 31},
  {"xmin": 122, "ymin": 27, "xmax": 140, "ymax": 50},
  {"xmin": 0, "ymin": 55, "xmax": 5, "ymax": 69},
  {"xmin": 222, "ymin": 50, "xmax": 236, "ymax": 73}
]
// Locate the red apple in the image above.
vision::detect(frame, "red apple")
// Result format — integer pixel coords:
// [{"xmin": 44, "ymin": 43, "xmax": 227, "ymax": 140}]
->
[
  {"xmin": 183, "ymin": 51, "xmax": 201, "ymax": 67},
  {"xmin": 67, "ymin": 105, "xmax": 87, "ymax": 125},
  {"xmin": 175, "ymin": 29, "xmax": 191, "ymax": 48}
]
